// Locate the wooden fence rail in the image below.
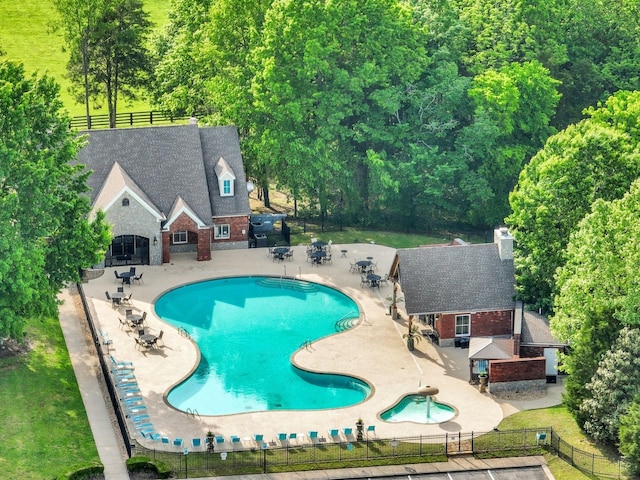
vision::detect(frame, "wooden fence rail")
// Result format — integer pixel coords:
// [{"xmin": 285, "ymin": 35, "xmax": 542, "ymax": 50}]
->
[{"xmin": 70, "ymin": 111, "xmax": 198, "ymax": 130}]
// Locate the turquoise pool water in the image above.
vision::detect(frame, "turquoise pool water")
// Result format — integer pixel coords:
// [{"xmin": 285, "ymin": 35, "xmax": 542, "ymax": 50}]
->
[
  {"xmin": 155, "ymin": 276, "xmax": 370, "ymax": 415},
  {"xmin": 381, "ymin": 394, "xmax": 455, "ymax": 424}
]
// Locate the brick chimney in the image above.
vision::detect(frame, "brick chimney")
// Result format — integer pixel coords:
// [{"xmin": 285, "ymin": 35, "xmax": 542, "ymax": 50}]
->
[{"xmin": 494, "ymin": 227, "xmax": 513, "ymax": 260}]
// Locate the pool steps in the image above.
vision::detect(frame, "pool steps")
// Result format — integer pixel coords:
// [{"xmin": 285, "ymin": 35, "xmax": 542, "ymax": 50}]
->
[{"xmin": 256, "ymin": 277, "xmax": 318, "ymax": 292}]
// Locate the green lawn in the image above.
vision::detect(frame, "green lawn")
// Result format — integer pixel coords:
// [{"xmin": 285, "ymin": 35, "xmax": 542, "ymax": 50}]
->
[
  {"xmin": 0, "ymin": 0, "xmax": 170, "ymax": 117},
  {"xmin": 0, "ymin": 315, "xmax": 98, "ymax": 478},
  {"xmin": 498, "ymin": 404, "xmax": 621, "ymax": 480}
]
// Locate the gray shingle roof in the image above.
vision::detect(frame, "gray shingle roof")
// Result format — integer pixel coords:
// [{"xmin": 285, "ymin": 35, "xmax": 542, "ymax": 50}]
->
[
  {"xmin": 77, "ymin": 124, "xmax": 250, "ymax": 224},
  {"xmin": 199, "ymin": 126, "xmax": 250, "ymax": 218},
  {"xmin": 521, "ymin": 310, "xmax": 565, "ymax": 346},
  {"xmin": 397, "ymin": 244, "xmax": 516, "ymax": 315}
]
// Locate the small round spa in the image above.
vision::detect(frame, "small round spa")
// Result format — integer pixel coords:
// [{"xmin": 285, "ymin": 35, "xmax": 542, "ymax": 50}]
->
[{"xmin": 381, "ymin": 394, "xmax": 456, "ymax": 424}]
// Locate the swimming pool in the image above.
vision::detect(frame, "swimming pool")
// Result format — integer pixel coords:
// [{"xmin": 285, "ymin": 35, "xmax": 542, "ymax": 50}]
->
[
  {"xmin": 155, "ymin": 276, "xmax": 370, "ymax": 415},
  {"xmin": 381, "ymin": 394, "xmax": 456, "ymax": 424}
]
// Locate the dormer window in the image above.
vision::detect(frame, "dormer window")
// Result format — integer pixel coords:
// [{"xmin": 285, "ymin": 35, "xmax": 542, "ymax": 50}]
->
[
  {"xmin": 122, "ymin": 198, "xmax": 130, "ymax": 207},
  {"xmin": 215, "ymin": 157, "xmax": 236, "ymax": 197}
]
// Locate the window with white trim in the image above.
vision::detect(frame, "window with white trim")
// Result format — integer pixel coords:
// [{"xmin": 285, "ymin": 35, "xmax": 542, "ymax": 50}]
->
[
  {"xmin": 214, "ymin": 224, "xmax": 230, "ymax": 239},
  {"xmin": 222, "ymin": 179, "xmax": 232, "ymax": 195},
  {"xmin": 455, "ymin": 314, "xmax": 470, "ymax": 336},
  {"xmin": 172, "ymin": 231, "xmax": 188, "ymax": 244}
]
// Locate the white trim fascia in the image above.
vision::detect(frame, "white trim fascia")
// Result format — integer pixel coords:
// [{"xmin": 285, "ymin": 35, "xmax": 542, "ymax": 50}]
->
[{"xmin": 101, "ymin": 187, "xmax": 166, "ymax": 221}]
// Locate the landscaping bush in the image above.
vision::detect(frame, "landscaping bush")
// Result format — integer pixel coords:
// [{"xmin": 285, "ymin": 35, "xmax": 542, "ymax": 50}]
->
[
  {"xmin": 126, "ymin": 456, "xmax": 172, "ymax": 479},
  {"xmin": 56, "ymin": 461, "xmax": 103, "ymax": 480}
]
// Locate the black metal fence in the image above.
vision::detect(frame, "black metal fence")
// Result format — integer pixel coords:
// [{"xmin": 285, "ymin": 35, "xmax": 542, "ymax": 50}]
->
[
  {"xmin": 128, "ymin": 427, "xmax": 627, "ymax": 479},
  {"xmin": 70, "ymin": 110, "xmax": 198, "ymax": 130},
  {"xmin": 74, "ymin": 283, "xmax": 628, "ymax": 479},
  {"xmin": 76, "ymin": 282, "xmax": 133, "ymax": 458},
  {"xmin": 550, "ymin": 429, "xmax": 627, "ymax": 479}
]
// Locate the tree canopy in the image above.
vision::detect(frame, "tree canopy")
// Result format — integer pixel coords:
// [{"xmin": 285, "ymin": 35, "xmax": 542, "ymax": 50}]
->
[
  {"xmin": 507, "ymin": 90, "xmax": 640, "ymax": 312},
  {"xmin": 0, "ymin": 60, "xmax": 110, "ymax": 340},
  {"xmin": 552, "ymin": 178, "xmax": 640, "ymax": 427},
  {"xmin": 54, "ymin": 0, "xmax": 153, "ymax": 128},
  {"xmin": 150, "ymin": 0, "xmax": 563, "ymax": 230}
]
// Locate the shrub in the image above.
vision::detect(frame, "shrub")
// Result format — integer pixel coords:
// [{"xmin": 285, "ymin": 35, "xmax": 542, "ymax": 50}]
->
[
  {"xmin": 126, "ymin": 456, "xmax": 171, "ymax": 479},
  {"xmin": 56, "ymin": 461, "xmax": 103, "ymax": 480}
]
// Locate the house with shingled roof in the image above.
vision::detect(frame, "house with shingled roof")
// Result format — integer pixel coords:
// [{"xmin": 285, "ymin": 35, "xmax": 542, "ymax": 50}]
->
[
  {"xmin": 77, "ymin": 123, "xmax": 251, "ymax": 266},
  {"xmin": 390, "ymin": 228, "xmax": 517, "ymax": 348},
  {"xmin": 390, "ymin": 228, "xmax": 566, "ymax": 393}
]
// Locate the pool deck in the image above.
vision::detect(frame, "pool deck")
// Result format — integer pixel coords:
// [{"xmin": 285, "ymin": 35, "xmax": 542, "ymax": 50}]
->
[{"xmin": 80, "ymin": 243, "xmax": 564, "ymax": 451}]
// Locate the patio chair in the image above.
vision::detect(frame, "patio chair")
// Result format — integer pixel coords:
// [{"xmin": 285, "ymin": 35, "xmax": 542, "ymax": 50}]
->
[
  {"xmin": 121, "ymin": 293, "xmax": 133, "ymax": 305},
  {"xmin": 135, "ymin": 337, "xmax": 149, "ymax": 350},
  {"xmin": 114, "ymin": 270, "xmax": 122, "ymax": 283},
  {"xmin": 288, "ymin": 433, "xmax": 298, "ymax": 444},
  {"xmin": 342, "ymin": 427, "xmax": 353, "ymax": 438},
  {"xmin": 191, "ymin": 438, "xmax": 202, "ymax": 449},
  {"xmin": 142, "ymin": 311, "xmax": 147, "ymax": 323},
  {"xmin": 253, "ymin": 434, "xmax": 264, "ymax": 445},
  {"xmin": 118, "ymin": 317, "xmax": 130, "ymax": 330},
  {"xmin": 328, "ymin": 429, "xmax": 339, "ymax": 440},
  {"xmin": 215, "ymin": 435, "xmax": 225, "ymax": 445},
  {"xmin": 109, "ymin": 355, "xmax": 134, "ymax": 369},
  {"xmin": 156, "ymin": 330, "xmax": 164, "ymax": 346},
  {"xmin": 277, "ymin": 432, "xmax": 287, "ymax": 444},
  {"xmin": 173, "ymin": 438, "xmax": 183, "ymax": 448},
  {"xmin": 105, "ymin": 291, "xmax": 119, "ymax": 308},
  {"xmin": 380, "ymin": 274, "xmax": 390, "ymax": 286},
  {"xmin": 132, "ymin": 272, "xmax": 144, "ymax": 284},
  {"xmin": 161, "ymin": 437, "xmax": 170, "ymax": 445},
  {"xmin": 308, "ymin": 431, "xmax": 319, "ymax": 443},
  {"xmin": 322, "ymin": 254, "xmax": 332, "ymax": 264},
  {"xmin": 129, "ymin": 267, "xmax": 136, "ymax": 275},
  {"xmin": 230, "ymin": 435, "xmax": 241, "ymax": 447},
  {"xmin": 366, "ymin": 425, "xmax": 376, "ymax": 437},
  {"xmin": 134, "ymin": 422, "xmax": 153, "ymax": 431},
  {"xmin": 142, "ymin": 430, "xmax": 161, "ymax": 442},
  {"xmin": 127, "ymin": 405, "xmax": 147, "ymax": 415}
]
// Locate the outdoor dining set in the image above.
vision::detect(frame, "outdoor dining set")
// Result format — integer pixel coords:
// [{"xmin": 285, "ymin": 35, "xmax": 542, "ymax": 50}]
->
[
  {"xmin": 269, "ymin": 246, "xmax": 294, "ymax": 262},
  {"xmin": 114, "ymin": 267, "xmax": 143, "ymax": 285},
  {"xmin": 306, "ymin": 240, "xmax": 333, "ymax": 265},
  {"xmin": 349, "ymin": 258, "xmax": 390, "ymax": 289}
]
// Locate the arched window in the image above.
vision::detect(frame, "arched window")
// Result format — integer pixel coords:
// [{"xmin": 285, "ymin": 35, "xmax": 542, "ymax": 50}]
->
[{"xmin": 122, "ymin": 198, "xmax": 130, "ymax": 207}]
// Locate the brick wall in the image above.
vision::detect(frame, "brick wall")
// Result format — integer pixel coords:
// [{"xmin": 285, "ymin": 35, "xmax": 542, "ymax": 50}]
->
[
  {"xmin": 437, "ymin": 309, "xmax": 513, "ymax": 341},
  {"xmin": 520, "ymin": 345, "xmax": 545, "ymax": 358},
  {"xmin": 489, "ymin": 357, "xmax": 545, "ymax": 382},
  {"xmin": 212, "ymin": 215, "xmax": 249, "ymax": 244},
  {"xmin": 472, "ymin": 310, "xmax": 512, "ymax": 337}
]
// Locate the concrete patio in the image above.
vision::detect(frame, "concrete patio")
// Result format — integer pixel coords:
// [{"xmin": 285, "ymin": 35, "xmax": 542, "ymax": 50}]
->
[{"xmin": 80, "ymin": 242, "xmax": 564, "ymax": 452}]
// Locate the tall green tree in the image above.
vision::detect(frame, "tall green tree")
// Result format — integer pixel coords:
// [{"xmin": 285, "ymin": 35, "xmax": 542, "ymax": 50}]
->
[
  {"xmin": 0, "ymin": 60, "xmax": 111, "ymax": 340},
  {"xmin": 151, "ymin": 0, "xmax": 215, "ymax": 117},
  {"xmin": 250, "ymin": 0, "xmax": 430, "ymax": 223},
  {"xmin": 458, "ymin": 60, "xmax": 560, "ymax": 226},
  {"xmin": 619, "ymin": 399, "xmax": 640, "ymax": 478},
  {"xmin": 507, "ymin": 90, "xmax": 640, "ymax": 312},
  {"xmin": 55, "ymin": 0, "xmax": 153, "ymax": 128},
  {"xmin": 553, "ymin": 179, "xmax": 640, "ymax": 422},
  {"xmin": 579, "ymin": 327, "xmax": 640, "ymax": 444},
  {"xmin": 53, "ymin": 0, "xmax": 108, "ymax": 128}
]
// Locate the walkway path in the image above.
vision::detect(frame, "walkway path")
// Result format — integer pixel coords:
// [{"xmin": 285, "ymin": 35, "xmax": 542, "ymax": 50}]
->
[{"xmin": 58, "ymin": 288, "xmax": 130, "ymax": 480}]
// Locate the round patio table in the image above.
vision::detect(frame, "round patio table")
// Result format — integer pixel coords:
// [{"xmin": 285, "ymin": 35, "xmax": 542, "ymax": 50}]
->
[{"xmin": 310, "ymin": 250, "xmax": 326, "ymax": 264}]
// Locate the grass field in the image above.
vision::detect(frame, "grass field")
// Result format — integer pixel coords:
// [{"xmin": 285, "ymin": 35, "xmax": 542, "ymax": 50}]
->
[
  {"xmin": 0, "ymin": 0, "xmax": 170, "ymax": 117},
  {"xmin": 0, "ymin": 316, "xmax": 98, "ymax": 478}
]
